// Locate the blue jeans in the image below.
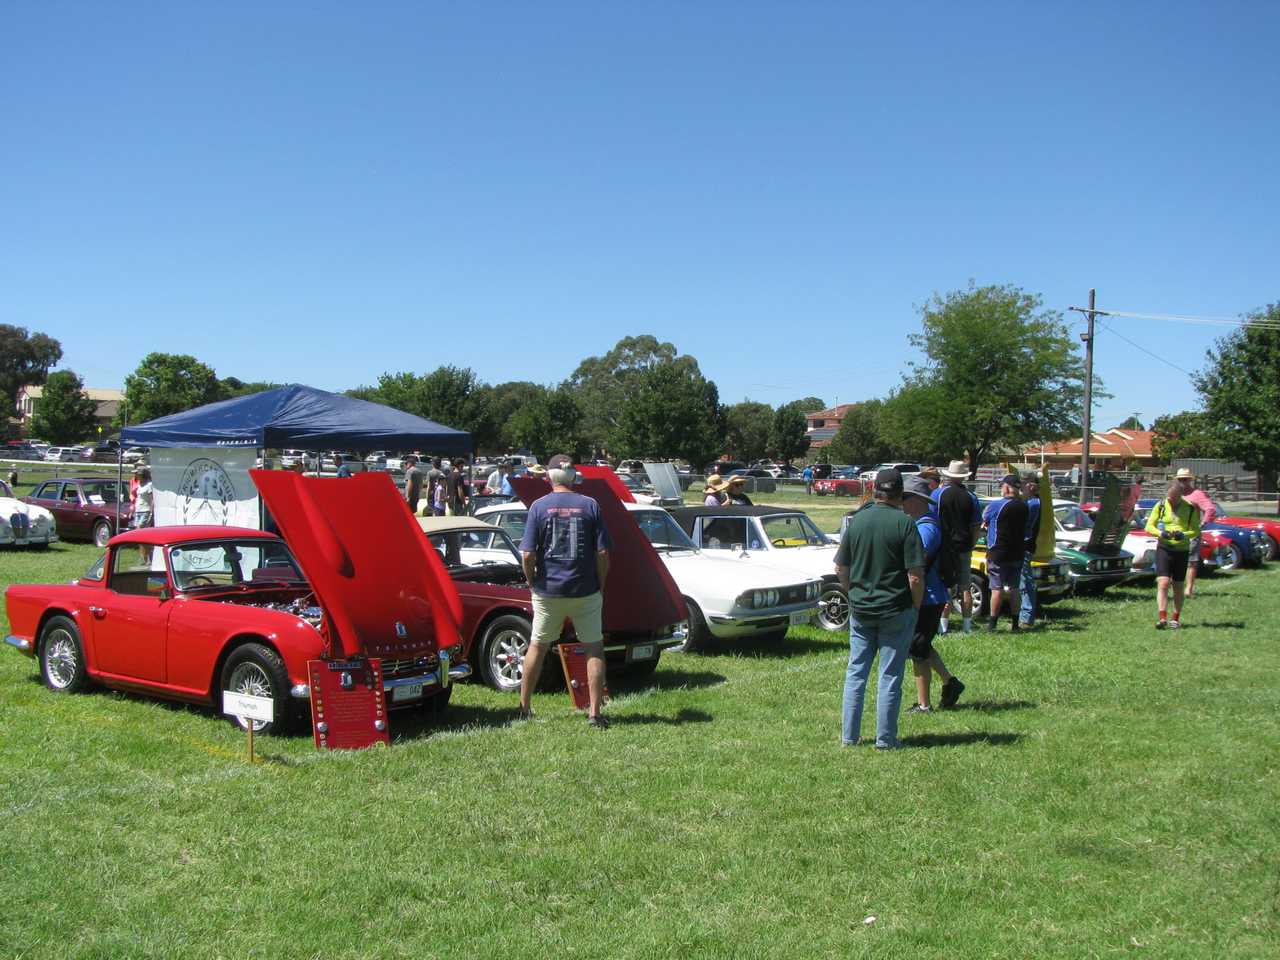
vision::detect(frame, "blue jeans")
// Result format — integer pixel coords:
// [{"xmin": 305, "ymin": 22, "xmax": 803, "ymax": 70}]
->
[
  {"xmin": 1019, "ymin": 556, "xmax": 1037, "ymax": 625},
  {"xmin": 841, "ymin": 606, "xmax": 916, "ymax": 748}
]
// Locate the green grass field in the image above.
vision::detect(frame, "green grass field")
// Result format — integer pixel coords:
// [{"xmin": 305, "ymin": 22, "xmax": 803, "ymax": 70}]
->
[{"xmin": 2, "ymin": 540, "xmax": 1278, "ymax": 959}]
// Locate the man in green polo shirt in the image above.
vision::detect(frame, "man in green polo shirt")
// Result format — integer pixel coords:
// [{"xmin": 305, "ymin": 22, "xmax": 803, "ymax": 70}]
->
[{"xmin": 835, "ymin": 468, "xmax": 925, "ymax": 749}]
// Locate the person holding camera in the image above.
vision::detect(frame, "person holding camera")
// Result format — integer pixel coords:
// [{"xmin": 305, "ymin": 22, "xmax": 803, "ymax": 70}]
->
[{"xmin": 1144, "ymin": 480, "xmax": 1201, "ymax": 630}]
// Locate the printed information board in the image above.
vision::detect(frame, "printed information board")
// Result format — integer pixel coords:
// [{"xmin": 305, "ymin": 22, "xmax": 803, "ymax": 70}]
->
[{"xmin": 308, "ymin": 658, "xmax": 391, "ymax": 750}]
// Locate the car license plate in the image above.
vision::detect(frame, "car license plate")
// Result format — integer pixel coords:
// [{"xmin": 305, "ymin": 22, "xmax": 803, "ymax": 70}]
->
[
  {"xmin": 789, "ymin": 610, "xmax": 812, "ymax": 625},
  {"xmin": 391, "ymin": 682, "xmax": 424, "ymax": 702},
  {"xmin": 629, "ymin": 644, "xmax": 655, "ymax": 662}
]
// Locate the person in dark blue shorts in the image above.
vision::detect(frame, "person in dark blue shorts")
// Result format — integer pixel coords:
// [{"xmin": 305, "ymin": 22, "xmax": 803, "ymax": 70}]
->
[{"xmin": 981, "ymin": 474, "xmax": 1028, "ymax": 632}]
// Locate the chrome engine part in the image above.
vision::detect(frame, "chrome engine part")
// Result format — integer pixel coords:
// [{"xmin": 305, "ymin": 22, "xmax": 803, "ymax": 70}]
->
[{"xmin": 227, "ymin": 595, "xmax": 325, "ymax": 629}]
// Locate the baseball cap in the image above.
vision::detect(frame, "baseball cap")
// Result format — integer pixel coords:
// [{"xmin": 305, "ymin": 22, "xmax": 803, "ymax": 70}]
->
[
  {"xmin": 1021, "ymin": 470, "xmax": 1040, "ymax": 483},
  {"xmin": 1000, "ymin": 473, "xmax": 1020, "ymax": 487},
  {"xmin": 546, "ymin": 453, "xmax": 578, "ymax": 485},
  {"xmin": 903, "ymin": 476, "xmax": 933, "ymax": 501},
  {"xmin": 874, "ymin": 468, "xmax": 904, "ymax": 495}
]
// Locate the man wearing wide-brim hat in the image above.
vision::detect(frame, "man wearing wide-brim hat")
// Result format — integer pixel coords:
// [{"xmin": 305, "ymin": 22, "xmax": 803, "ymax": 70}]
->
[
  {"xmin": 933, "ymin": 459, "xmax": 981, "ymax": 633},
  {"xmin": 1174, "ymin": 468, "xmax": 1215, "ymax": 597},
  {"xmin": 725, "ymin": 474, "xmax": 753, "ymax": 506},
  {"xmin": 703, "ymin": 474, "xmax": 729, "ymax": 506}
]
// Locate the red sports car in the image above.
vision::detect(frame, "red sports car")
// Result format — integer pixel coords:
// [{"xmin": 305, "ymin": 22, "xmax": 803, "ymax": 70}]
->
[
  {"xmin": 812, "ymin": 476, "xmax": 865, "ymax": 497},
  {"xmin": 417, "ymin": 474, "xmax": 689, "ymax": 693},
  {"xmin": 1203, "ymin": 501, "xmax": 1280, "ymax": 562},
  {"xmin": 4, "ymin": 471, "xmax": 468, "ymax": 735}
]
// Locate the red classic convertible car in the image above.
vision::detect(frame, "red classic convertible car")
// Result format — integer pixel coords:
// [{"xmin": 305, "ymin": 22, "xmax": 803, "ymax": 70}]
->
[
  {"xmin": 4, "ymin": 471, "xmax": 469, "ymax": 735},
  {"xmin": 812, "ymin": 475, "xmax": 865, "ymax": 497},
  {"xmin": 418, "ymin": 474, "xmax": 690, "ymax": 693}
]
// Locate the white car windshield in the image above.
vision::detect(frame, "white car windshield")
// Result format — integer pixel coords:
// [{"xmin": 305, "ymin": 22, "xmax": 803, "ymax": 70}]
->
[
  {"xmin": 1055, "ymin": 505, "xmax": 1094, "ymax": 531},
  {"xmin": 169, "ymin": 540, "xmax": 306, "ymax": 590},
  {"xmin": 761, "ymin": 514, "xmax": 829, "ymax": 547},
  {"xmin": 427, "ymin": 528, "xmax": 523, "ymax": 567},
  {"xmin": 632, "ymin": 510, "xmax": 698, "ymax": 551}
]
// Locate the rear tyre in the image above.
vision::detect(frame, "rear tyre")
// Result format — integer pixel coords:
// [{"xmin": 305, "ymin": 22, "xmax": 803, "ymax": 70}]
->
[
  {"xmin": 1263, "ymin": 535, "xmax": 1279, "ymax": 562},
  {"xmin": 220, "ymin": 642, "xmax": 293, "ymax": 736},
  {"xmin": 817, "ymin": 583, "xmax": 848, "ymax": 632},
  {"xmin": 479, "ymin": 614, "xmax": 532, "ymax": 693},
  {"xmin": 680, "ymin": 599, "xmax": 709, "ymax": 652},
  {"xmin": 953, "ymin": 576, "xmax": 989, "ymax": 620},
  {"xmin": 40, "ymin": 616, "xmax": 88, "ymax": 692},
  {"xmin": 92, "ymin": 520, "xmax": 112, "ymax": 548}
]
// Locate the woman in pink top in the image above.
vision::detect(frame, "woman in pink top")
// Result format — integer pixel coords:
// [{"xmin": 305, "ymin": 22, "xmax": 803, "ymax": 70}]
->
[{"xmin": 1176, "ymin": 468, "xmax": 1215, "ymax": 597}]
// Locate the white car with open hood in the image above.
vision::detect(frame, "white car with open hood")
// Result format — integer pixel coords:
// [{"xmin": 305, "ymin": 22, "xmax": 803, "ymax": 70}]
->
[{"xmin": 473, "ymin": 501, "xmax": 821, "ymax": 651}]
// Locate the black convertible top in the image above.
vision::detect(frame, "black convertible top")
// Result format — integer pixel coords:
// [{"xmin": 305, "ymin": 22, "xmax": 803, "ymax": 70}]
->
[{"xmin": 667, "ymin": 504, "xmax": 807, "ymax": 533}]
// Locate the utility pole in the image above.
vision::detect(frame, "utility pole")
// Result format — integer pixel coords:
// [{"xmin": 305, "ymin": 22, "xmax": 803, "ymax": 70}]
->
[{"xmin": 1079, "ymin": 288, "xmax": 1096, "ymax": 504}]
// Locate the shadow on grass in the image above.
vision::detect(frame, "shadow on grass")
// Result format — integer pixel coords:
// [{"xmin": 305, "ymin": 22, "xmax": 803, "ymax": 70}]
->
[
  {"xmin": 1194, "ymin": 620, "xmax": 1246, "ymax": 629},
  {"xmin": 900, "ymin": 731, "xmax": 1022, "ymax": 748},
  {"xmin": 953, "ymin": 699, "xmax": 1036, "ymax": 713},
  {"xmin": 609, "ymin": 708, "xmax": 713, "ymax": 727}
]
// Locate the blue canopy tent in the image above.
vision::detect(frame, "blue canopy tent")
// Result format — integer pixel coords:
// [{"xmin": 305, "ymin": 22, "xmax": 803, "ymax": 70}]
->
[
  {"xmin": 117, "ymin": 384, "xmax": 470, "ymax": 529},
  {"xmin": 120, "ymin": 383, "xmax": 472, "ymax": 453}
]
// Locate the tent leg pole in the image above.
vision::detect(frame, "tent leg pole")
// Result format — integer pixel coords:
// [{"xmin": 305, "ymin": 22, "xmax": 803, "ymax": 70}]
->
[{"xmin": 116, "ymin": 452, "xmax": 124, "ymax": 534}]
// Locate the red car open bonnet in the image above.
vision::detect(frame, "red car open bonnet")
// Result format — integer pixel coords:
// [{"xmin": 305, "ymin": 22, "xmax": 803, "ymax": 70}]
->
[
  {"xmin": 510, "ymin": 474, "xmax": 687, "ymax": 633},
  {"xmin": 251, "ymin": 470, "xmax": 463, "ymax": 659}
]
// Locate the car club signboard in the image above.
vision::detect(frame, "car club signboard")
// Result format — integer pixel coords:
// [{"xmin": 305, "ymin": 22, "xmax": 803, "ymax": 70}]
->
[
  {"xmin": 308, "ymin": 658, "xmax": 391, "ymax": 750},
  {"xmin": 152, "ymin": 447, "xmax": 260, "ymax": 529}
]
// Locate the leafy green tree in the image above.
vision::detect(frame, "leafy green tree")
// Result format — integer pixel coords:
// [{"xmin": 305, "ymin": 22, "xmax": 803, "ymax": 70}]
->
[
  {"xmin": 769, "ymin": 401, "xmax": 811, "ymax": 462},
  {"xmin": 878, "ymin": 381, "xmax": 955, "ymax": 465},
  {"xmin": 825, "ymin": 400, "xmax": 891, "ymax": 467},
  {"xmin": 1117, "ymin": 414, "xmax": 1145, "ymax": 431},
  {"xmin": 567, "ymin": 335, "xmax": 682, "ymax": 455},
  {"xmin": 893, "ymin": 283, "xmax": 1088, "ymax": 474},
  {"xmin": 724, "ymin": 401, "xmax": 774, "ymax": 462},
  {"xmin": 1150, "ymin": 410, "xmax": 1224, "ymax": 462},
  {"xmin": 357, "ymin": 366, "xmax": 499, "ymax": 451},
  {"xmin": 506, "ymin": 386, "xmax": 589, "ymax": 462},
  {"xmin": 220, "ymin": 378, "xmax": 282, "ymax": 399},
  {"xmin": 490, "ymin": 381, "xmax": 548, "ymax": 449},
  {"xmin": 611, "ymin": 361, "xmax": 724, "ymax": 468},
  {"xmin": 1197, "ymin": 304, "xmax": 1280, "ymax": 492},
  {"xmin": 29, "ymin": 370, "xmax": 99, "ymax": 444},
  {"xmin": 118, "ymin": 353, "xmax": 223, "ymax": 425},
  {"xmin": 0, "ymin": 325, "xmax": 62, "ymax": 430},
  {"xmin": 791, "ymin": 396, "xmax": 826, "ymax": 415}
]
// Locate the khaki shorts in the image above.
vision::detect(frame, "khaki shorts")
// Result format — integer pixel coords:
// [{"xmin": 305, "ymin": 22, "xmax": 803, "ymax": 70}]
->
[{"xmin": 530, "ymin": 591, "xmax": 604, "ymax": 652}]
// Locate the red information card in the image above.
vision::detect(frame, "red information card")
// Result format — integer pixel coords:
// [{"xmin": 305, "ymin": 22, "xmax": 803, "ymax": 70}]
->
[{"xmin": 308, "ymin": 658, "xmax": 391, "ymax": 750}]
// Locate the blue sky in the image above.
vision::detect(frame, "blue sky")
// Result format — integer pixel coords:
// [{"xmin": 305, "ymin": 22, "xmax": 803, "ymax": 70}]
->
[{"xmin": 4, "ymin": 2, "xmax": 1277, "ymax": 430}]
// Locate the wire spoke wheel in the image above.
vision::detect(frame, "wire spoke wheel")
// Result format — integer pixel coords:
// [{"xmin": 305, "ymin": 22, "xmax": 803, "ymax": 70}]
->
[{"xmin": 44, "ymin": 629, "xmax": 80, "ymax": 689}]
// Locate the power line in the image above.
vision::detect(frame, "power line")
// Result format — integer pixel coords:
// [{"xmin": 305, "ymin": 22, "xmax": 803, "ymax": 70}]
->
[
  {"xmin": 1096, "ymin": 318, "xmax": 1197, "ymax": 377},
  {"xmin": 1068, "ymin": 306, "xmax": 1280, "ymax": 330}
]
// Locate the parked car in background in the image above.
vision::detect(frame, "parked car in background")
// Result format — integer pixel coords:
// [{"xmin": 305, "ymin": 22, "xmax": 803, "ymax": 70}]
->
[
  {"xmin": 23, "ymin": 477, "xmax": 134, "ymax": 546},
  {"xmin": 44, "ymin": 446, "xmax": 78, "ymax": 462},
  {"xmin": 1044, "ymin": 499, "xmax": 1134, "ymax": 592},
  {"xmin": 1131, "ymin": 498, "xmax": 1269, "ymax": 567},
  {"xmin": 0, "ymin": 479, "xmax": 59, "ymax": 548},
  {"xmin": 473, "ymin": 502, "xmax": 819, "ymax": 652},
  {"xmin": 812, "ymin": 472, "xmax": 864, "ymax": 497},
  {"xmin": 668, "ymin": 506, "xmax": 848, "ymax": 632},
  {"xmin": 122, "ymin": 446, "xmax": 150, "ymax": 464},
  {"xmin": 859, "ymin": 462, "xmax": 921, "ymax": 483},
  {"xmin": 1134, "ymin": 496, "xmax": 1279, "ymax": 564},
  {"xmin": 419, "ymin": 514, "xmax": 688, "ymax": 690},
  {"xmin": 3, "ymin": 441, "xmax": 44, "ymax": 461}
]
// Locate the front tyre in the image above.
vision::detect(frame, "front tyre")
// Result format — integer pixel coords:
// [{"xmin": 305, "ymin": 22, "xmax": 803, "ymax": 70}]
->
[
  {"xmin": 1213, "ymin": 542, "xmax": 1243, "ymax": 571},
  {"xmin": 220, "ymin": 642, "xmax": 293, "ymax": 735},
  {"xmin": 92, "ymin": 520, "xmax": 112, "ymax": 548},
  {"xmin": 1262, "ymin": 534, "xmax": 1279, "ymax": 562},
  {"xmin": 479, "ymin": 614, "xmax": 532, "ymax": 693},
  {"xmin": 680, "ymin": 599, "xmax": 709, "ymax": 652},
  {"xmin": 817, "ymin": 583, "xmax": 848, "ymax": 631},
  {"xmin": 40, "ymin": 615, "xmax": 88, "ymax": 692}
]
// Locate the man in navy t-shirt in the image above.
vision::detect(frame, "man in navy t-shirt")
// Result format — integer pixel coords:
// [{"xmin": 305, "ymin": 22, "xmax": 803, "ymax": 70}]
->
[
  {"xmin": 1019, "ymin": 471, "xmax": 1041, "ymax": 628},
  {"xmin": 518, "ymin": 454, "xmax": 613, "ymax": 726},
  {"xmin": 981, "ymin": 474, "xmax": 1029, "ymax": 632}
]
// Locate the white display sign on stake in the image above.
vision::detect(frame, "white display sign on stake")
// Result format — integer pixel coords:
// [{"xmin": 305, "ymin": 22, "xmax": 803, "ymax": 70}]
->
[{"xmin": 223, "ymin": 691, "xmax": 274, "ymax": 763}]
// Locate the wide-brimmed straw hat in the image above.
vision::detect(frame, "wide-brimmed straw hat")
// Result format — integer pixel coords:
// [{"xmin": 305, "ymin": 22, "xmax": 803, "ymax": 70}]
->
[
  {"xmin": 1175, "ymin": 467, "xmax": 1195, "ymax": 480},
  {"xmin": 527, "ymin": 463, "xmax": 547, "ymax": 477},
  {"xmin": 939, "ymin": 459, "xmax": 969, "ymax": 480},
  {"xmin": 705, "ymin": 475, "xmax": 729, "ymax": 493},
  {"xmin": 727, "ymin": 475, "xmax": 748, "ymax": 487}
]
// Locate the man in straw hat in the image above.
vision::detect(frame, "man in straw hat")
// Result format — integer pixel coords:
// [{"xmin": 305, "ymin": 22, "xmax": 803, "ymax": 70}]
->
[
  {"xmin": 933, "ymin": 459, "xmax": 981, "ymax": 633},
  {"xmin": 725, "ymin": 474, "xmax": 754, "ymax": 506},
  {"xmin": 517, "ymin": 455, "xmax": 612, "ymax": 727},
  {"xmin": 1175, "ymin": 468, "xmax": 1215, "ymax": 598},
  {"xmin": 704, "ymin": 475, "xmax": 729, "ymax": 506}
]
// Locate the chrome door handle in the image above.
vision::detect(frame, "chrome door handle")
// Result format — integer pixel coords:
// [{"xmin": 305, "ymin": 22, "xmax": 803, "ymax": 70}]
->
[{"xmin": 88, "ymin": 606, "xmax": 107, "ymax": 619}]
